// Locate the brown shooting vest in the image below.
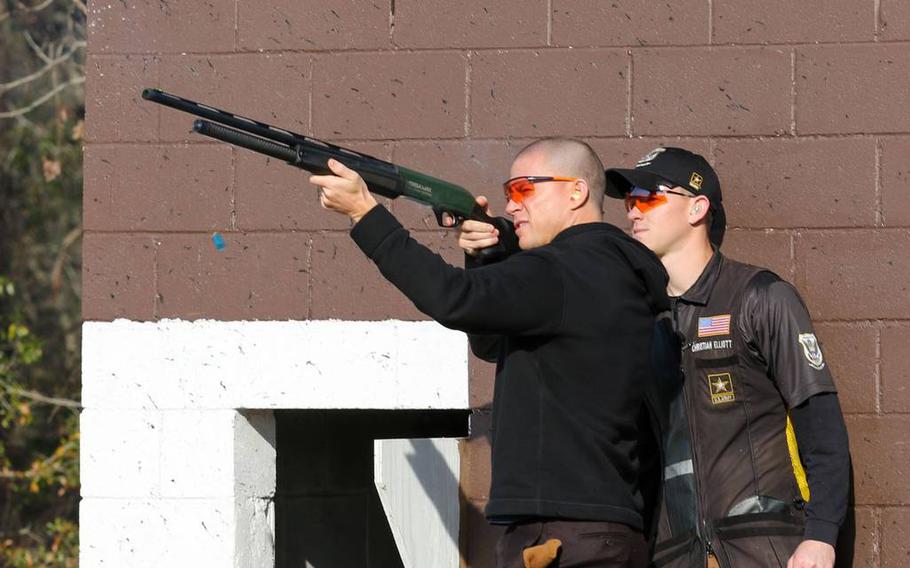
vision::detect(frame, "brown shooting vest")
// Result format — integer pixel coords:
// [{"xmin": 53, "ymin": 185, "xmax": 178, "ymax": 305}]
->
[{"xmin": 652, "ymin": 254, "xmax": 816, "ymax": 568}]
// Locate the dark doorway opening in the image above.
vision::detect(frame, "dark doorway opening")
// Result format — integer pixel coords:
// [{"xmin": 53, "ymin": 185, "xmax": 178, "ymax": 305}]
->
[{"xmin": 275, "ymin": 409, "xmax": 470, "ymax": 567}]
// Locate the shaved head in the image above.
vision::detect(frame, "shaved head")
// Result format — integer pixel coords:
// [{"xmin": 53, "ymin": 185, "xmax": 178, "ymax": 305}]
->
[
  {"xmin": 507, "ymin": 137, "xmax": 607, "ymax": 248},
  {"xmin": 516, "ymin": 138, "xmax": 606, "ymax": 209}
]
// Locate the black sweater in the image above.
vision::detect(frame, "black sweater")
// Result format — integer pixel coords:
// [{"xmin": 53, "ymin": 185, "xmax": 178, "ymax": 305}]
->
[{"xmin": 351, "ymin": 205, "xmax": 669, "ymax": 529}]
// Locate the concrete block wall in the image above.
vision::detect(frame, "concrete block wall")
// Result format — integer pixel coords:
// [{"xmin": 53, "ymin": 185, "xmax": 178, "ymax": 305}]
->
[
  {"xmin": 83, "ymin": 2, "xmax": 910, "ymax": 566},
  {"xmin": 80, "ymin": 407, "xmax": 275, "ymax": 567},
  {"xmin": 79, "ymin": 319, "xmax": 467, "ymax": 566}
]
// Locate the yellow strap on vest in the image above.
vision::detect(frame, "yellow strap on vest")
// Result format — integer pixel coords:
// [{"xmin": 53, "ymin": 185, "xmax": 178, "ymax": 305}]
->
[{"xmin": 786, "ymin": 413, "xmax": 810, "ymax": 502}]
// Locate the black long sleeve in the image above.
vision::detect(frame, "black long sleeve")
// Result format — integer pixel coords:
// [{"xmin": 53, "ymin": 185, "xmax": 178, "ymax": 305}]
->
[
  {"xmin": 464, "ymin": 252, "xmax": 507, "ymax": 362},
  {"xmin": 351, "ymin": 205, "xmax": 565, "ymax": 336},
  {"xmin": 350, "ymin": 204, "xmax": 671, "ymax": 526},
  {"xmin": 789, "ymin": 392, "xmax": 850, "ymax": 546}
]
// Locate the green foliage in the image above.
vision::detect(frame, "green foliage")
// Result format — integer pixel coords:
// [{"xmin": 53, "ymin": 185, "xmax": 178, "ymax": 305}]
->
[
  {"xmin": 1, "ymin": 0, "xmax": 85, "ymax": 564},
  {"xmin": 1, "ymin": 519, "xmax": 78, "ymax": 568}
]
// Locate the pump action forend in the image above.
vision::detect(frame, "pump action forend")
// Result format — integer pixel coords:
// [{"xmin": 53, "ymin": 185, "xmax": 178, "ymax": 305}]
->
[{"xmin": 141, "ymin": 88, "xmax": 518, "ymax": 258}]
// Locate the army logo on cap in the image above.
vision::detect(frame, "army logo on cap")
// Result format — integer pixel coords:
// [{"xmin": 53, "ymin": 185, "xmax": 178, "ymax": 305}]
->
[
  {"xmin": 636, "ymin": 147, "xmax": 666, "ymax": 168},
  {"xmin": 798, "ymin": 333, "xmax": 825, "ymax": 370},
  {"xmin": 689, "ymin": 172, "xmax": 704, "ymax": 190}
]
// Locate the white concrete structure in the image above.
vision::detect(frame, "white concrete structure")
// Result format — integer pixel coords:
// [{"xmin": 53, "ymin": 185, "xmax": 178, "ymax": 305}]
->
[
  {"xmin": 80, "ymin": 319, "xmax": 469, "ymax": 567},
  {"xmin": 375, "ymin": 438, "xmax": 461, "ymax": 568}
]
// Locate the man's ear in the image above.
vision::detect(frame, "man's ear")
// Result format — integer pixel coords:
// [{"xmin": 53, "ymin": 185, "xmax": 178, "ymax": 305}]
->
[
  {"xmin": 688, "ymin": 195, "xmax": 711, "ymax": 225},
  {"xmin": 569, "ymin": 179, "xmax": 590, "ymax": 210}
]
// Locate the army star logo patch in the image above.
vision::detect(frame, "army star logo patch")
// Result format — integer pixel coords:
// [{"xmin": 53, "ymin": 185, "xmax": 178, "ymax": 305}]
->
[
  {"xmin": 798, "ymin": 333, "xmax": 825, "ymax": 370},
  {"xmin": 708, "ymin": 372, "xmax": 735, "ymax": 405}
]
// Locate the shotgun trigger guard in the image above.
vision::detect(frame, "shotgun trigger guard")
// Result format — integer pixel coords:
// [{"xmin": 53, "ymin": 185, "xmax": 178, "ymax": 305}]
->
[{"xmin": 432, "ymin": 206, "xmax": 465, "ymax": 228}]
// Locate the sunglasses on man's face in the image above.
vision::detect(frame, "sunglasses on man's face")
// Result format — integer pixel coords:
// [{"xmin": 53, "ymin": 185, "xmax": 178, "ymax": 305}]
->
[
  {"xmin": 624, "ymin": 186, "xmax": 693, "ymax": 213},
  {"xmin": 502, "ymin": 176, "xmax": 579, "ymax": 203}
]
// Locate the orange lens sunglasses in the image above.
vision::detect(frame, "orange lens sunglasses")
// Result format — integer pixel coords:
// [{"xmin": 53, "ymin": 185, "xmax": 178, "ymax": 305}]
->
[
  {"xmin": 624, "ymin": 186, "xmax": 693, "ymax": 213},
  {"xmin": 503, "ymin": 176, "xmax": 578, "ymax": 203}
]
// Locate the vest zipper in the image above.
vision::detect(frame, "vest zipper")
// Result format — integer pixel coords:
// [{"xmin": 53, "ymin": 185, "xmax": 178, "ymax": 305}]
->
[
  {"xmin": 673, "ymin": 297, "xmax": 715, "ymax": 563},
  {"xmin": 680, "ymin": 366, "xmax": 713, "ymax": 557}
]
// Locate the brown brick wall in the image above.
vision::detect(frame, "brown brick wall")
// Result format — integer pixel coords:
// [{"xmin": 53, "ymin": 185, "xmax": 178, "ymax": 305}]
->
[{"xmin": 84, "ymin": 2, "xmax": 909, "ymax": 566}]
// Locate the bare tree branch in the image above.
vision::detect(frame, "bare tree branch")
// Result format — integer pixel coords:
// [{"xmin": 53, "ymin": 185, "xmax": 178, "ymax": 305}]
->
[
  {"xmin": 15, "ymin": 389, "xmax": 81, "ymax": 410},
  {"xmin": 0, "ymin": 0, "xmax": 56, "ymax": 23},
  {"xmin": 23, "ymin": 31, "xmax": 54, "ymax": 64},
  {"xmin": 12, "ymin": 113, "xmax": 38, "ymax": 131},
  {"xmin": 0, "ymin": 378, "xmax": 81, "ymax": 410},
  {"xmin": 0, "ymin": 41, "xmax": 85, "ymax": 94},
  {"xmin": 50, "ymin": 225, "xmax": 82, "ymax": 298},
  {"xmin": 0, "ymin": 75, "xmax": 85, "ymax": 119}
]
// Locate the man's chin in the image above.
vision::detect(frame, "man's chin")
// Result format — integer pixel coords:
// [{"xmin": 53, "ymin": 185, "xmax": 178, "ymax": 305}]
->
[
  {"xmin": 634, "ymin": 235, "xmax": 660, "ymax": 254},
  {"xmin": 517, "ymin": 235, "xmax": 537, "ymax": 250}
]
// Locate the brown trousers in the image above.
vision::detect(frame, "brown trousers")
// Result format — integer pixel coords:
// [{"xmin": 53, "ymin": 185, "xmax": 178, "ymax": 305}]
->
[{"xmin": 495, "ymin": 519, "xmax": 648, "ymax": 568}]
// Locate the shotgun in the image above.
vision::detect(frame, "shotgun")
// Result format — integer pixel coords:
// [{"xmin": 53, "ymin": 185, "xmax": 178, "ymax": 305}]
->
[{"xmin": 141, "ymin": 88, "xmax": 518, "ymax": 259}]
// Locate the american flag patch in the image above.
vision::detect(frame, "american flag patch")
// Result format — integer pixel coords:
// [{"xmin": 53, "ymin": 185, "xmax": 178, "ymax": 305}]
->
[{"xmin": 698, "ymin": 314, "xmax": 731, "ymax": 337}]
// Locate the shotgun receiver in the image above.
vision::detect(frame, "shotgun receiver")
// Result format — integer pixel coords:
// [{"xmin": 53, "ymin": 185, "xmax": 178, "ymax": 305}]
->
[{"xmin": 141, "ymin": 88, "xmax": 518, "ymax": 259}]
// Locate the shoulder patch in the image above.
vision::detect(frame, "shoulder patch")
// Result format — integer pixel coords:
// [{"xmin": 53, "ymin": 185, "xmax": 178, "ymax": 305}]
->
[{"xmin": 798, "ymin": 333, "xmax": 825, "ymax": 370}]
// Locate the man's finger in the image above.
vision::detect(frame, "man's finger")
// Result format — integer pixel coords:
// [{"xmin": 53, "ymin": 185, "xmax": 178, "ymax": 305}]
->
[
  {"xmin": 461, "ymin": 231, "xmax": 499, "ymax": 244},
  {"xmin": 473, "ymin": 239, "xmax": 500, "ymax": 250},
  {"xmin": 309, "ymin": 174, "xmax": 355, "ymax": 191},
  {"xmin": 462, "ymin": 219, "xmax": 496, "ymax": 234},
  {"xmin": 327, "ymin": 158, "xmax": 359, "ymax": 181},
  {"xmin": 308, "ymin": 174, "xmax": 336, "ymax": 188},
  {"xmin": 475, "ymin": 195, "xmax": 494, "ymax": 216}
]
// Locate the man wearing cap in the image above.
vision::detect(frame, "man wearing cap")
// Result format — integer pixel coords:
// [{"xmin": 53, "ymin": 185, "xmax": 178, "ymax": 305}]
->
[
  {"xmin": 458, "ymin": 146, "xmax": 851, "ymax": 567},
  {"xmin": 602, "ymin": 147, "xmax": 851, "ymax": 568},
  {"xmin": 312, "ymin": 137, "xmax": 671, "ymax": 567}
]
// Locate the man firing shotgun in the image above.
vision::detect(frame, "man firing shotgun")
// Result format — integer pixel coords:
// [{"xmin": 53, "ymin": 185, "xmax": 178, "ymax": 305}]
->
[
  {"xmin": 144, "ymin": 90, "xmax": 674, "ymax": 567},
  {"xmin": 312, "ymin": 139, "xmax": 672, "ymax": 568}
]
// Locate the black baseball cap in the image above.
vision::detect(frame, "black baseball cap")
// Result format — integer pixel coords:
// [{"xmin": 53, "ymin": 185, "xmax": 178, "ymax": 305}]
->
[{"xmin": 605, "ymin": 147, "xmax": 726, "ymax": 247}]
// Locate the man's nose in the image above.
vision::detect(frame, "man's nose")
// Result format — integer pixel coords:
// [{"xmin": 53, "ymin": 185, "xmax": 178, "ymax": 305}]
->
[
  {"xmin": 505, "ymin": 198, "xmax": 521, "ymax": 216},
  {"xmin": 626, "ymin": 205, "xmax": 641, "ymax": 222}
]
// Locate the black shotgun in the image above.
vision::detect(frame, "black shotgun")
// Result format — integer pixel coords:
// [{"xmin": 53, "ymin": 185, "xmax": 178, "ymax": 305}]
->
[{"xmin": 141, "ymin": 88, "xmax": 518, "ymax": 259}]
